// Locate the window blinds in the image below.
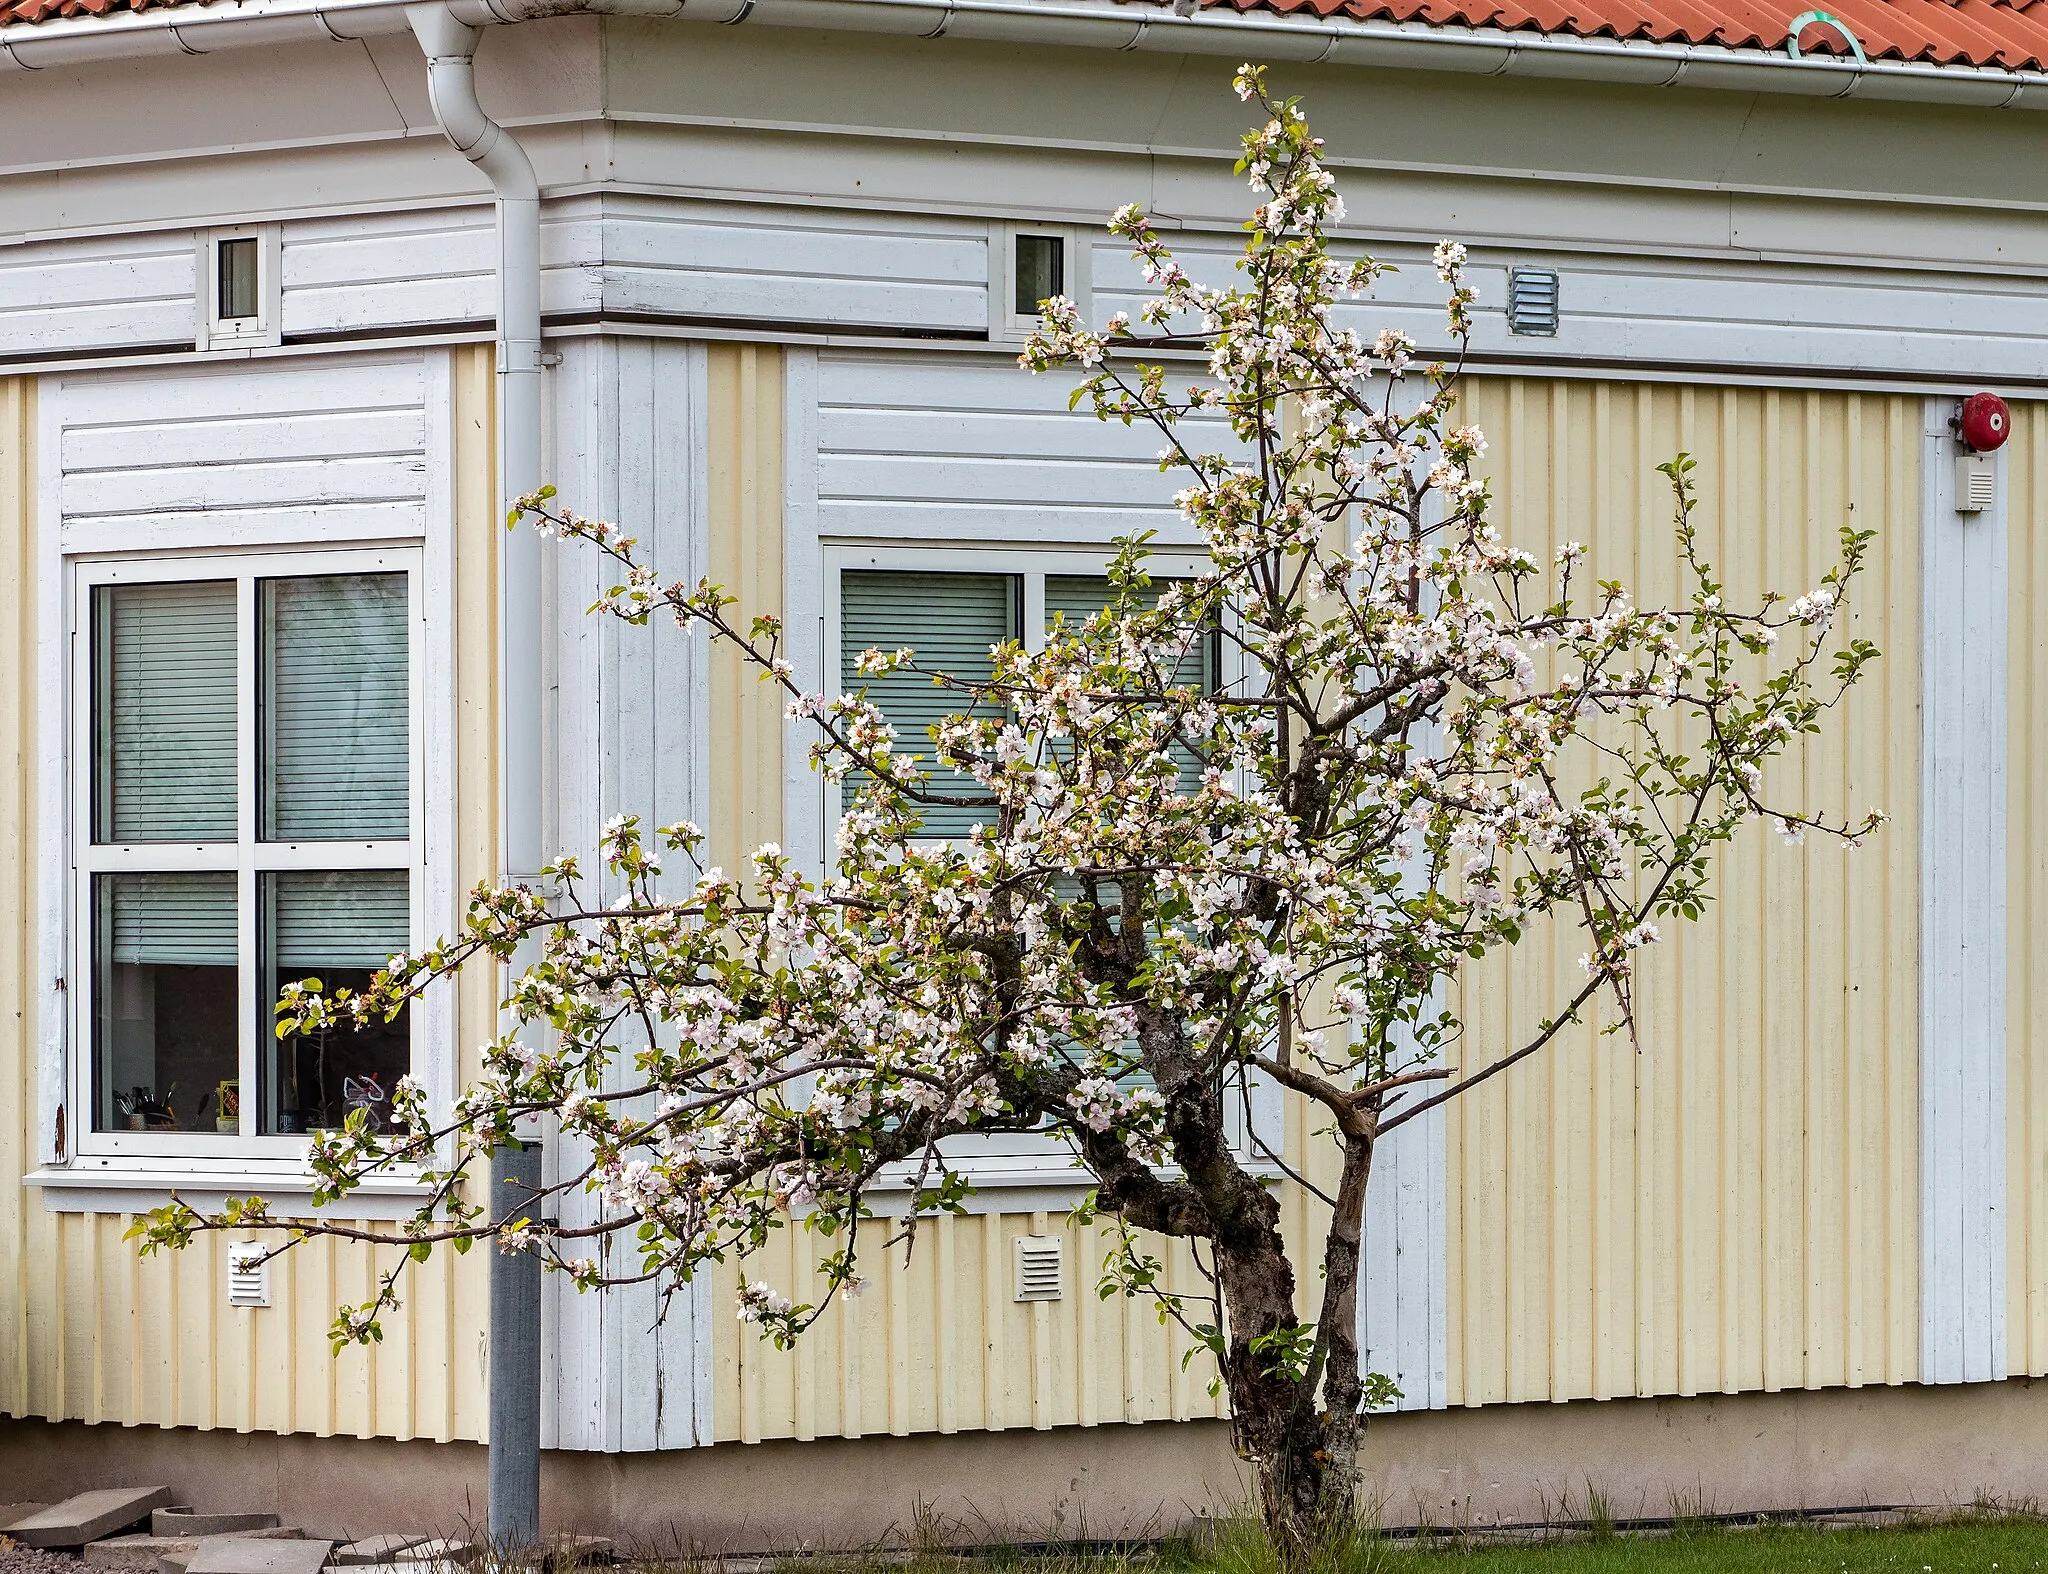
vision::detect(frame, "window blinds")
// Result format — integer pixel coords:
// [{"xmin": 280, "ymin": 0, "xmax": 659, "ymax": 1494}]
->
[
  {"xmin": 1044, "ymin": 574, "xmax": 1214, "ymax": 798},
  {"xmin": 841, "ymin": 570, "xmax": 1018, "ymax": 839},
  {"xmin": 103, "ymin": 871, "xmax": 237, "ymax": 967},
  {"xmin": 268, "ymin": 870, "xmax": 411, "ymax": 972},
  {"xmin": 96, "ymin": 581, "xmax": 238, "ymax": 844},
  {"xmin": 262, "ymin": 573, "xmax": 409, "ymax": 841}
]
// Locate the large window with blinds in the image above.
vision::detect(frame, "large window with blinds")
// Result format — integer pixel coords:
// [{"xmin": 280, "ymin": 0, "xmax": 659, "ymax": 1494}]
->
[{"xmin": 74, "ymin": 552, "xmax": 418, "ymax": 1149}]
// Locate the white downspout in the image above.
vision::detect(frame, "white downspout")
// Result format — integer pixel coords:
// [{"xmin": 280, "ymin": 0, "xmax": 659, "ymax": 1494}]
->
[
  {"xmin": 408, "ymin": 0, "xmax": 544, "ymax": 886},
  {"xmin": 406, "ymin": 1, "xmax": 545, "ymax": 1547}
]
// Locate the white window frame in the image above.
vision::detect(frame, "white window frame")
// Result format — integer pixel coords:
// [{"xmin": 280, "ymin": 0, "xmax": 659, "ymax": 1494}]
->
[
  {"xmin": 990, "ymin": 221, "xmax": 1089, "ymax": 346},
  {"xmin": 196, "ymin": 224, "xmax": 282, "ymax": 353},
  {"xmin": 66, "ymin": 544, "xmax": 427, "ymax": 1164},
  {"xmin": 824, "ymin": 543, "xmax": 1279, "ymax": 1188}
]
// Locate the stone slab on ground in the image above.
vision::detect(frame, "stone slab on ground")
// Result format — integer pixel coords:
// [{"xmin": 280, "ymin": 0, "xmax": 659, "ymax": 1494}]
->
[
  {"xmin": 179, "ymin": 1543, "xmax": 330, "ymax": 1574},
  {"xmin": 11, "ymin": 1493, "xmax": 174, "ymax": 1550},
  {"xmin": 331, "ymin": 1564, "xmax": 461, "ymax": 1574},
  {"xmin": 0, "ymin": 1510, "xmax": 53, "ymax": 1534},
  {"xmin": 331, "ymin": 1540, "xmax": 427, "ymax": 1568},
  {"xmin": 151, "ymin": 1520, "xmax": 278, "ymax": 1541},
  {"xmin": 388, "ymin": 1545, "xmax": 471, "ymax": 1566},
  {"xmin": 100, "ymin": 1533, "xmax": 300, "ymax": 1572}
]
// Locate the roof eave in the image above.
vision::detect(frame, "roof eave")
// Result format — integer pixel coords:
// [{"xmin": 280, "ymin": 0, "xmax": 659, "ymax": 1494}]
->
[{"xmin": 1, "ymin": 0, "xmax": 2042, "ymax": 110}]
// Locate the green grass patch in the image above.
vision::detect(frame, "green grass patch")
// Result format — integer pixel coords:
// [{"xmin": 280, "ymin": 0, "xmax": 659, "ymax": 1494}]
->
[{"xmin": 1394, "ymin": 1520, "xmax": 2048, "ymax": 1573}]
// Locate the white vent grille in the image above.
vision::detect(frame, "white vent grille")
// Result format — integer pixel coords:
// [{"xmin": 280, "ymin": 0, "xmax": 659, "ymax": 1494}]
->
[
  {"xmin": 1958, "ymin": 453, "xmax": 1997, "ymax": 514},
  {"xmin": 1506, "ymin": 267, "xmax": 1560, "ymax": 337},
  {"xmin": 1013, "ymin": 1235, "xmax": 1064, "ymax": 1302},
  {"xmin": 227, "ymin": 1242, "xmax": 271, "ymax": 1308}
]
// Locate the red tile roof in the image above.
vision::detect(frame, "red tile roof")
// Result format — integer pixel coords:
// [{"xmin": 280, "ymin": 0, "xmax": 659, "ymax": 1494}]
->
[
  {"xmin": 5, "ymin": 0, "xmax": 2048, "ymax": 72},
  {"xmin": 1201, "ymin": 0, "xmax": 2048, "ymax": 70}
]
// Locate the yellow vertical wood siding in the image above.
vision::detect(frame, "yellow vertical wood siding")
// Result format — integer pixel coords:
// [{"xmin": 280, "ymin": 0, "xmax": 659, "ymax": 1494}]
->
[
  {"xmin": 2007, "ymin": 402, "xmax": 2048, "ymax": 1379},
  {"xmin": 0, "ymin": 375, "xmax": 39, "ymax": 1420},
  {"xmin": 706, "ymin": 344, "xmax": 787, "ymax": 880},
  {"xmin": 715, "ymin": 1212, "xmax": 1231, "ymax": 1444},
  {"xmin": 0, "ymin": 347, "xmax": 498, "ymax": 1440},
  {"xmin": 1447, "ymin": 380, "xmax": 1922, "ymax": 1405},
  {"xmin": 6, "ymin": 353, "xmax": 1943, "ymax": 1447}
]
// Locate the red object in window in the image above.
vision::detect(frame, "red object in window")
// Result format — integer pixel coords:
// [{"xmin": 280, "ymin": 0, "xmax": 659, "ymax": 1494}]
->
[{"xmin": 1959, "ymin": 393, "xmax": 2012, "ymax": 453}]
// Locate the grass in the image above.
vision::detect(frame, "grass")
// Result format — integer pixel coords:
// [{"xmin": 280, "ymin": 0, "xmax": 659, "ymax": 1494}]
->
[
  {"xmin": 718, "ymin": 1515, "xmax": 2048, "ymax": 1574},
  {"xmin": 593, "ymin": 1508, "xmax": 2048, "ymax": 1574},
  {"xmin": 1385, "ymin": 1519, "xmax": 2048, "ymax": 1573}
]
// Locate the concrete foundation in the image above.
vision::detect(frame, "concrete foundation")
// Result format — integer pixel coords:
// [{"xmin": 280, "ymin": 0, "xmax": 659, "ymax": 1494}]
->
[{"xmin": 4, "ymin": 1379, "xmax": 2046, "ymax": 1551}]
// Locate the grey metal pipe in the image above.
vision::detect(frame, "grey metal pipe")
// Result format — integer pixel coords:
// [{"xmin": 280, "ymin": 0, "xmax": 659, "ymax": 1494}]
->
[
  {"xmin": 487, "ymin": 1141, "xmax": 544, "ymax": 1548},
  {"xmin": 406, "ymin": 5, "xmax": 548, "ymax": 1547}
]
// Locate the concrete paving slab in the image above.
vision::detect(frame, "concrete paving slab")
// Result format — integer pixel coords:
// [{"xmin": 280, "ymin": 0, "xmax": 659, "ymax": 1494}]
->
[
  {"xmin": 85, "ymin": 1535, "xmax": 203, "ymax": 1569},
  {"xmin": 181, "ymin": 1540, "xmax": 332, "ymax": 1574},
  {"xmin": 154, "ymin": 1516, "xmax": 280, "ymax": 1538},
  {"xmin": 0, "ymin": 1507, "xmax": 52, "ymax": 1533},
  {"xmin": 334, "ymin": 1564, "xmax": 462, "ymax": 1574},
  {"xmin": 332, "ymin": 1538, "xmax": 428, "ymax": 1566},
  {"xmin": 11, "ymin": 1490, "xmax": 174, "ymax": 1549},
  {"xmin": 120, "ymin": 1531, "xmax": 303, "ymax": 1571},
  {"xmin": 390, "ymin": 1544, "xmax": 472, "ymax": 1565}
]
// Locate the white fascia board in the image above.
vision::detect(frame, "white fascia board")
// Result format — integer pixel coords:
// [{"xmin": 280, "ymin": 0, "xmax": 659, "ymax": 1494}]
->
[{"xmin": 2, "ymin": 0, "xmax": 2045, "ymax": 113}]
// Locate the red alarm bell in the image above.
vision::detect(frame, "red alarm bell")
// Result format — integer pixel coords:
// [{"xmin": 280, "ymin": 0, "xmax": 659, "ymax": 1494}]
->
[{"xmin": 1959, "ymin": 392, "xmax": 2012, "ymax": 453}]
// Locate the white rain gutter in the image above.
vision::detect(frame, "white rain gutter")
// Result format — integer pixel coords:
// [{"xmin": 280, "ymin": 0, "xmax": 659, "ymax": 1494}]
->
[
  {"xmin": 406, "ymin": 0, "xmax": 544, "ymax": 884},
  {"xmin": 3, "ymin": 0, "xmax": 2047, "ymax": 108}
]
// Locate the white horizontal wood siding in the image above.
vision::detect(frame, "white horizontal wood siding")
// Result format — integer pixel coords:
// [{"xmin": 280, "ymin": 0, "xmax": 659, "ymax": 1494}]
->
[
  {"xmin": 541, "ymin": 335, "xmax": 715, "ymax": 1452},
  {"xmin": 811, "ymin": 349, "xmax": 1220, "ymax": 546},
  {"xmin": 599, "ymin": 197, "xmax": 988, "ymax": 334},
  {"xmin": 54, "ymin": 355, "xmax": 431, "ymax": 555},
  {"xmin": 0, "ymin": 232, "xmax": 194, "ymax": 357},
  {"xmin": 279, "ymin": 205, "xmax": 601, "ymax": 339},
  {"xmin": 1092, "ymin": 237, "xmax": 2048, "ymax": 384},
  {"xmin": 1921, "ymin": 397, "xmax": 2009, "ymax": 1385}
]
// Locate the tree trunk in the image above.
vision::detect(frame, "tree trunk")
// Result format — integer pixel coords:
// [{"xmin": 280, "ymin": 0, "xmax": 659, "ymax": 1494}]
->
[
  {"xmin": 1209, "ymin": 1127, "xmax": 1377, "ymax": 1561},
  {"xmin": 1211, "ymin": 1204, "xmax": 1329, "ymax": 1559}
]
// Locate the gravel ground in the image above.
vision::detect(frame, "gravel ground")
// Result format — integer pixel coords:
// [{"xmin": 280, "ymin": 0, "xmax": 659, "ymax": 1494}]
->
[{"xmin": 0, "ymin": 1541, "xmax": 87, "ymax": 1574}]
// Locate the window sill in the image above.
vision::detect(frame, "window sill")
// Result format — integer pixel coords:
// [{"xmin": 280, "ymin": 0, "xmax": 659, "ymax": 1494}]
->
[
  {"xmin": 866, "ymin": 1148, "xmax": 1282, "ymax": 1218},
  {"xmin": 26, "ymin": 1158, "xmax": 441, "ymax": 1219}
]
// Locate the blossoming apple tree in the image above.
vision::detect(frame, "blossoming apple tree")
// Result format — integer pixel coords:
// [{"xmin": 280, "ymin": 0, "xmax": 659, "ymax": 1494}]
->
[{"xmin": 136, "ymin": 66, "xmax": 1880, "ymax": 1551}]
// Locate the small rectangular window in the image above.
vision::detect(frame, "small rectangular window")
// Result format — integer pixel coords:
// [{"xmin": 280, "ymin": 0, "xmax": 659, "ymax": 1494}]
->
[
  {"xmin": 1014, "ymin": 234, "xmax": 1065, "ymax": 318},
  {"xmin": 217, "ymin": 236, "xmax": 261, "ymax": 322},
  {"xmin": 200, "ymin": 226, "xmax": 279, "ymax": 350}
]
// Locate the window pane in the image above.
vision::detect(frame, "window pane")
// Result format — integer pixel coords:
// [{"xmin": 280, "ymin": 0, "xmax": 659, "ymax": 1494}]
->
[
  {"xmin": 95, "ymin": 581, "xmax": 237, "ymax": 844},
  {"xmin": 261, "ymin": 573, "xmax": 409, "ymax": 841},
  {"xmin": 841, "ymin": 570, "xmax": 1017, "ymax": 839},
  {"xmin": 93, "ymin": 872, "xmax": 238, "ymax": 1135},
  {"xmin": 218, "ymin": 237, "xmax": 260, "ymax": 322},
  {"xmin": 1015, "ymin": 234, "xmax": 1064, "ymax": 317},
  {"xmin": 1045, "ymin": 574, "xmax": 1214, "ymax": 797},
  {"xmin": 262, "ymin": 870, "xmax": 410, "ymax": 1134}
]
